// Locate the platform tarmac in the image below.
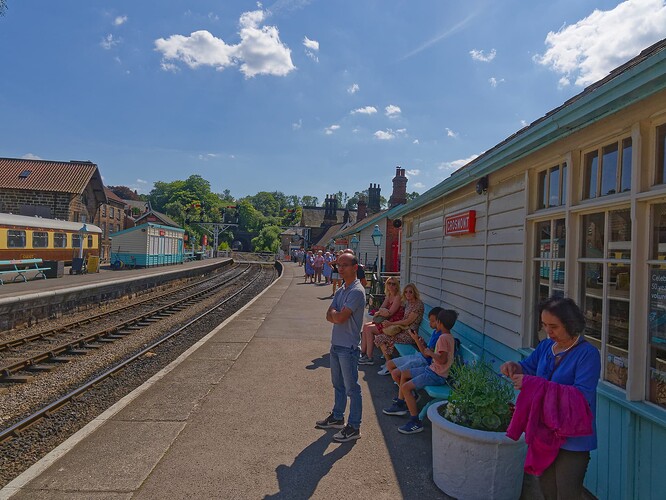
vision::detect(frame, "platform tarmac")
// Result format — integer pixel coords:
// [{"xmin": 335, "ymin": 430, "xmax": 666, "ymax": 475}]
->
[{"xmin": 1, "ymin": 262, "xmax": 448, "ymax": 499}]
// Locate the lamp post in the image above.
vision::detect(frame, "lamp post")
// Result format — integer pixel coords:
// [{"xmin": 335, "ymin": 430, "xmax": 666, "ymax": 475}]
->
[
  {"xmin": 350, "ymin": 234, "xmax": 359, "ymax": 254},
  {"xmin": 371, "ymin": 225, "xmax": 383, "ymax": 273},
  {"xmin": 78, "ymin": 224, "xmax": 88, "ymax": 259}
]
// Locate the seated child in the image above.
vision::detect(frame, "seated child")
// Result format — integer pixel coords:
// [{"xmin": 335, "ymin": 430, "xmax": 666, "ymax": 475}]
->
[
  {"xmin": 378, "ymin": 306, "xmax": 443, "ymax": 376},
  {"xmin": 382, "ymin": 309, "xmax": 458, "ymax": 434}
]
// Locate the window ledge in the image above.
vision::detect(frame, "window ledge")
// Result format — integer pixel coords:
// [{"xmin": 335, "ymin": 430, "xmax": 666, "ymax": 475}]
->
[{"xmin": 597, "ymin": 381, "xmax": 666, "ymax": 428}]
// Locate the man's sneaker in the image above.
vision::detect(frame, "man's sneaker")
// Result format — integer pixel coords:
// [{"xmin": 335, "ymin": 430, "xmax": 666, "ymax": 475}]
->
[
  {"xmin": 398, "ymin": 419, "xmax": 424, "ymax": 434},
  {"xmin": 358, "ymin": 354, "xmax": 369, "ymax": 362},
  {"xmin": 358, "ymin": 356, "xmax": 375, "ymax": 365},
  {"xmin": 377, "ymin": 365, "xmax": 390, "ymax": 376},
  {"xmin": 333, "ymin": 424, "xmax": 361, "ymax": 442},
  {"xmin": 383, "ymin": 401, "xmax": 408, "ymax": 416},
  {"xmin": 315, "ymin": 413, "xmax": 345, "ymax": 429}
]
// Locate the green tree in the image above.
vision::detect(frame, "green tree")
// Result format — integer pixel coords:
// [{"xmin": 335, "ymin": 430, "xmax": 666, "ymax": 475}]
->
[
  {"xmin": 301, "ymin": 195, "xmax": 319, "ymax": 207},
  {"xmin": 407, "ymin": 191, "xmax": 420, "ymax": 202},
  {"xmin": 251, "ymin": 225, "xmax": 282, "ymax": 252},
  {"xmin": 0, "ymin": 1, "xmax": 6, "ymax": 16},
  {"xmin": 107, "ymin": 185, "xmax": 142, "ymax": 201}
]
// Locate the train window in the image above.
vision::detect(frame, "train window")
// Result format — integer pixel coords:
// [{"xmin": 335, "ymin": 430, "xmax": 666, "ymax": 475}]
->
[
  {"xmin": 54, "ymin": 233, "xmax": 67, "ymax": 248},
  {"xmin": 87, "ymin": 235, "xmax": 93, "ymax": 247},
  {"xmin": 8, "ymin": 230, "xmax": 26, "ymax": 248},
  {"xmin": 72, "ymin": 234, "xmax": 82, "ymax": 248},
  {"xmin": 33, "ymin": 231, "xmax": 48, "ymax": 248}
]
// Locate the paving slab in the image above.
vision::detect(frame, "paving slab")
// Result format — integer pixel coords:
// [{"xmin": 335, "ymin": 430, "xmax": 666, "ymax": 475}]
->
[{"xmin": 5, "ymin": 263, "xmax": 448, "ymax": 500}]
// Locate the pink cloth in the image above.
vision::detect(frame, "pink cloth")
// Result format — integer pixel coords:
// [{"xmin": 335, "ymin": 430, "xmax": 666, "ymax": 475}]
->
[{"xmin": 506, "ymin": 375, "xmax": 593, "ymax": 475}]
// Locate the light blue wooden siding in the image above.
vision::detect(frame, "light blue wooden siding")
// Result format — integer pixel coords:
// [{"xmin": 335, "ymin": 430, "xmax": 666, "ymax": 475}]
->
[{"xmin": 586, "ymin": 386, "xmax": 666, "ymax": 500}]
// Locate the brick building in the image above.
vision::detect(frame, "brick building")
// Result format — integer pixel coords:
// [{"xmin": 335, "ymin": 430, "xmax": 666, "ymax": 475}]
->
[
  {"xmin": 97, "ymin": 188, "xmax": 128, "ymax": 261},
  {"xmin": 0, "ymin": 158, "xmax": 107, "ymax": 223}
]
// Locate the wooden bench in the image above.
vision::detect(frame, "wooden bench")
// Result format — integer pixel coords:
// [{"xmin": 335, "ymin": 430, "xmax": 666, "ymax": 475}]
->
[{"xmin": 0, "ymin": 258, "xmax": 50, "ymax": 285}]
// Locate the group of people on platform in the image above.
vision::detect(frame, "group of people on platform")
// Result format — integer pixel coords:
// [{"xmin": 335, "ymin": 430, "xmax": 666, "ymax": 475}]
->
[
  {"xmin": 293, "ymin": 247, "xmax": 367, "ymax": 297},
  {"xmin": 313, "ymin": 251, "xmax": 601, "ymax": 499}
]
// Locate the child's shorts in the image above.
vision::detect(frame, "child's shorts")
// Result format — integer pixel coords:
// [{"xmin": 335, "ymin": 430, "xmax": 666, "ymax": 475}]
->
[
  {"xmin": 409, "ymin": 366, "xmax": 448, "ymax": 390},
  {"xmin": 394, "ymin": 353, "xmax": 428, "ymax": 371}
]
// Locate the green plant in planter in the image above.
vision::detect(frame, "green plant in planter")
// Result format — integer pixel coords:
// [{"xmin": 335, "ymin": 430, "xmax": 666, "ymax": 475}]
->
[{"xmin": 439, "ymin": 361, "xmax": 515, "ymax": 432}]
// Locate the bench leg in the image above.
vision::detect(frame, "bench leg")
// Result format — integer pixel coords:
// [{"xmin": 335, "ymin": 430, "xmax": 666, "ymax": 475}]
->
[
  {"xmin": 13, "ymin": 273, "xmax": 27, "ymax": 283},
  {"xmin": 419, "ymin": 400, "xmax": 438, "ymax": 422}
]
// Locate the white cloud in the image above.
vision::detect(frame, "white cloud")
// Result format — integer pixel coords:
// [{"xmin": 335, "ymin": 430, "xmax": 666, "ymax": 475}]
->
[
  {"xmin": 303, "ymin": 36, "xmax": 319, "ymax": 62},
  {"xmin": 438, "ymin": 154, "xmax": 480, "ymax": 175},
  {"xmin": 413, "ymin": 139, "xmax": 419, "ymax": 144},
  {"xmin": 469, "ymin": 48, "xmax": 496, "ymax": 62},
  {"xmin": 101, "ymin": 34, "xmax": 120, "ymax": 50},
  {"xmin": 385, "ymin": 104, "xmax": 401, "ymax": 117},
  {"xmin": 113, "ymin": 15, "xmax": 127, "ymax": 26},
  {"xmin": 198, "ymin": 153, "xmax": 219, "ymax": 161},
  {"xmin": 325, "ymin": 124, "xmax": 340, "ymax": 135},
  {"xmin": 347, "ymin": 83, "xmax": 360, "ymax": 94},
  {"xmin": 161, "ymin": 61, "xmax": 180, "ymax": 73},
  {"xmin": 137, "ymin": 179, "xmax": 148, "ymax": 184},
  {"xmin": 489, "ymin": 77, "xmax": 505, "ymax": 87},
  {"xmin": 413, "ymin": 182, "xmax": 425, "ymax": 189},
  {"xmin": 520, "ymin": 119, "xmax": 528, "ymax": 127},
  {"xmin": 406, "ymin": 169, "xmax": 421, "ymax": 176},
  {"xmin": 534, "ymin": 0, "xmax": 666, "ymax": 87},
  {"xmin": 208, "ymin": 12, "xmax": 220, "ymax": 21},
  {"xmin": 154, "ymin": 8, "xmax": 295, "ymax": 78},
  {"xmin": 292, "ymin": 119, "xmax": 302, "ymax": 130},
  {"xmin": 303, "ymin": 36, "xmax": 319, "ymax": 51},
  {"xmin": 374, "ymin": 130, "xmax": 396, "ymax": 140},
  {"xmin": 396, "ymin": 128, "xmax": 407, "ymax": 134},
  {"xmin": 22, "ymin": 153, "xmax": 42, "ymax": 160},
  {"xmin": 446, "ymin": 127, "xmax": 459, "ymax": 138},
  {"xmin": 351, "ymin": 106, "xmax": 377, "ymax": 115}
]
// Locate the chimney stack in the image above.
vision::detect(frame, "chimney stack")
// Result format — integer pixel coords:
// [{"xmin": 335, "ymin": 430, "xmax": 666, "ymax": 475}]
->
[
  {"xmin": 368, "ymin": 183, "xmax": 381, "ymax": 214},
  {"xmin": 356, "ymin": 196, "xmax": 367, "ymax": 222},
  {"xmin": 389, "ymin": 166, "xmax": 408, "ymax": 208},
  {"xmin": 322, "ymin": 194, "xmax": 338, "ymax": 226}
]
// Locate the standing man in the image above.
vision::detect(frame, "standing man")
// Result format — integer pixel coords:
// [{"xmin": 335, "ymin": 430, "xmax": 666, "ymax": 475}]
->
[{"xmin": 316, "ymin": 252, "xmax": 365, "ymax": 442}]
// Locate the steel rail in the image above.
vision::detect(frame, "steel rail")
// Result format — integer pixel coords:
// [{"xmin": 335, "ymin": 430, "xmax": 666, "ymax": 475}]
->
[
  {"xmin": 0, "ymin": 265, "xmax": 252, "ymax": 379},
  {"xmin": 0, "ymin": 264, "xmax": 243, "ymax": 352},
  {"xmin": 0, "ymin": 264, "xmax": 273, "ymax": 443}
]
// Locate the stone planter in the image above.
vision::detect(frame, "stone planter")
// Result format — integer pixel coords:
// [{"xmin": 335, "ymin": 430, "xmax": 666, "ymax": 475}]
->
[{"xmin": 428, "ymin": 401, "xmax": 527, "ymax": 500}]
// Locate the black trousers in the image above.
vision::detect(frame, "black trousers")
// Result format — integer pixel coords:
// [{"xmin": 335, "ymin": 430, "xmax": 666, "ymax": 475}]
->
[{"xmin": 539, "ymin": 449, "xmax": 590, "ymax": 500}]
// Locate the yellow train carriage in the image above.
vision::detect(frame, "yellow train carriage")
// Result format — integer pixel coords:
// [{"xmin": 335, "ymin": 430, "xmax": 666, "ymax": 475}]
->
[{"xmin": 0, "ymin": 213, "xmax": 102, "ymax": 264}]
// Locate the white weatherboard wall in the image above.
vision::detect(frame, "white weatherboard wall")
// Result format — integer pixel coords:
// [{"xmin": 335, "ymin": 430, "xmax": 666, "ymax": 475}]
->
[{"xmin": 402, "ymin": 171, "xmax": 526, "ymax": 352}]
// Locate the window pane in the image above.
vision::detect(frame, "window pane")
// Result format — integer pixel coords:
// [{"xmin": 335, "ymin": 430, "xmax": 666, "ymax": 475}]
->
[
  {"xmin": 32, "ymin": 231, "xmax": 48, "ymax": 248},
  {"xmin": 536, "ymin": 220, "xmax": 550, "ymax": 257},
  {"xmin": 549, "ymin": 166, "xmax": 560, "ymax": 207},
  {"xmin": 54, "ymin": 233, "xmax": 67, "ymax": 248},
  {"xmin": 535, "ymin": 261, "xmax": 550, "ymax": 343},
  {"xmin": 653, "ymin": 204, "xmax": 666, "ymax": 260},
  {"xmin": 87, "ymin": 235, "xmax": 93, "ymax": 247},
  {"xmin": 561, "ymin": 163, "xmax": 567, "ymax": 205},
  {"xmin": 8, "ymin": 230, "xmax": 26, "ymax": 248},
  {"xmin": 553, "ymin": 218, "xmax": 566, "ymax": 254},
  {"xmin": 606, "ymin": 262, "xmax": 630, "ymax": 389},
  {"xmin": 581, "ymin": 262, "xmax": 603, "ymax": 353},
  {"xmin": 608, "ymin": 209, "xmax": 631, "ymax": 260},
  {"xmin": 648, "ymin": 344, "xmax": 666, "ymax": 409},
  {"xmin": 620, "ymin": 138, "xmax": 632, "ymax": 192},
  {"xmin": 585, "ymin": 151, "xmax": 599, "ymax": 199},
  {"xmin": 601, "ymin": 143, "xmax": 619, "ymax": 196},
  {"xmin": 658, "ymin": 124, "xmax": 666, "ymax": 185},
  {"xmin": 72, "ymin": 234, "xmax": 81, "ymax": 248},
  {"xmin": 583, "ymin": 213, "xmax": 605, "ymax": 258},
  {"xmin": 538, "ymin": 170, "xmax": 547, "ymax": 209}
]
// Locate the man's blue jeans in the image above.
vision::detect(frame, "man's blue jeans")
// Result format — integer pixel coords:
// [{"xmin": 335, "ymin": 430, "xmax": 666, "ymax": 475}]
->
[{"xmin": 329, "ymin": 344, "xmax": 362, "ymax": 429}]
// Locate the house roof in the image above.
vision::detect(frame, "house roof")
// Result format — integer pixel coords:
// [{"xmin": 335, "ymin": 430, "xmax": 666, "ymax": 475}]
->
[
  {"xmin": 313, "ymin": 223, "xmax": 344, "ymax": 247},
  {"xmin": 104, "ymin": 188, "xmax": 126, "ymax": 206},
  {"xmin": 123, "ymin": 199, "xmax": 148, "ymax": 210},
  {"xmin": 300, "ymin": 207, "xmax": 355, "ymax": 227},
  {"xmin": 135, "ymin": 209, "xmax": 180, "ymax": 228},
  {"xmin": 392, "ymin": 37, "xmax": 666, "ymax": 219},
  {"xmin": 0, "ymin": 158, "xmax": 106, "ymax": 201}
]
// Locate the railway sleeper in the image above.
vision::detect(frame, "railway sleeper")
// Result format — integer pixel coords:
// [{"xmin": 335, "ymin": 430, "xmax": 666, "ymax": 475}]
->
[
  {"xmin": 26, "ymin": 364, "xmax": 57, "ymax": 372},
  {"xmin": 2, "ymin": 373, "xmax": 35, "ymax": 383},
  {"xmin": 66, "ymin": 348, "xmax": 89, "ymax": 355},
  {"xmin": 47, "ymin": 356, "xmax": 73, "ymax": 363}
]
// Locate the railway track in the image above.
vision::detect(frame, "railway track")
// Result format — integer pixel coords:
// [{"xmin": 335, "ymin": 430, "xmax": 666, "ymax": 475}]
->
[
  {"xmin": 0, "ymin": 263, "xmax": 275, "ymax": 445},
  {"xmin": 0, "ymin": 264, "xmax": 252, "ymax": 381}
]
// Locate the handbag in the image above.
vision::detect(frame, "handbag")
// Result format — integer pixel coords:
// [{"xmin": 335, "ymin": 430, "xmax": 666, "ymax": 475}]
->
[
  {"xmin": 372, "ymin": 315, "xmax": 387, "ymax": 324},
  {"xmin": 383, "ymin": 324, "xmax": 407, "ymax": 337}
]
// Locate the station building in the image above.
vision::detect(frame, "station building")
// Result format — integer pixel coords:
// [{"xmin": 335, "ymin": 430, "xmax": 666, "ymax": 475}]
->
[{"xmin": 391, "ymin": 39, "xmax": 666, "ymax": 499}]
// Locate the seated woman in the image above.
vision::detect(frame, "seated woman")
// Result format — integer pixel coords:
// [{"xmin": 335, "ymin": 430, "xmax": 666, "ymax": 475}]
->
[
  {"xmin": 359, "ymin": 277, "xmax": 403, "ymax": 364},
  {"xmin": 366, "ymin": 283, "xmax": 425, "ymax": 365}
]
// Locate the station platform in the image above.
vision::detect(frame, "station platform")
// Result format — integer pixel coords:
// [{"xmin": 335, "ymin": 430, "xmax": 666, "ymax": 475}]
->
[
  {"xmin": 0, "ymin": 257, "xmax": 233, "ymax": 301},
  {"xmin": 1, "ymin": 262, "xmax": 447, "ymax": 499}
]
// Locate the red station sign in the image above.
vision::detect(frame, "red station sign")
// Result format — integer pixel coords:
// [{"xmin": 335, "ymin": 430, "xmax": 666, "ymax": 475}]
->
[{"xmin": 444, "ymin": 210, "xmax": 476, "ymax": 236}]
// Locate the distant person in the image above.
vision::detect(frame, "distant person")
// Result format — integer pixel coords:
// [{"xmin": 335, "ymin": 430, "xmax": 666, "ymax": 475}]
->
[
  {"xmin": 315, "ymin": 252, "xmax": 365, "ymax": 442},
  {"xmin": 359, "ymin": 277, "xmax": 403, "ymax": 364},
  {"xmin": 342, "ymin": 248, "xmax": 367, "ymax": 287}
]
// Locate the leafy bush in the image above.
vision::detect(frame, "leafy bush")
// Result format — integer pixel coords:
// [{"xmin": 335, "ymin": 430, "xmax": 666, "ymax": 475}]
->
[{"xmin": 439, "ymin": 361, "xmax": 515, "ymax": 432}]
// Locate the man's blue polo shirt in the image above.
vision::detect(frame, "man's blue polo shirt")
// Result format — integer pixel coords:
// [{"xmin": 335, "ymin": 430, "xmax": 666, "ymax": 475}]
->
[{"xmin": 330, "ymin": 279, "xmax": 366, "ymax": 348}]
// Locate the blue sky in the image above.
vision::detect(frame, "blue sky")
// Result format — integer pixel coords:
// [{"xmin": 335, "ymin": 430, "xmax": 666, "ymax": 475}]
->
[{"xmin": 1, "ymin": 0, "xmax": 665, "ymax": 203}]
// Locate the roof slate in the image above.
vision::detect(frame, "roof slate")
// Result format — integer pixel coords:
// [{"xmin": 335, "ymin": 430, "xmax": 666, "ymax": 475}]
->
[{"xmin": 0, "ymin": 158, "xmax": 100, "ymax": 194}]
